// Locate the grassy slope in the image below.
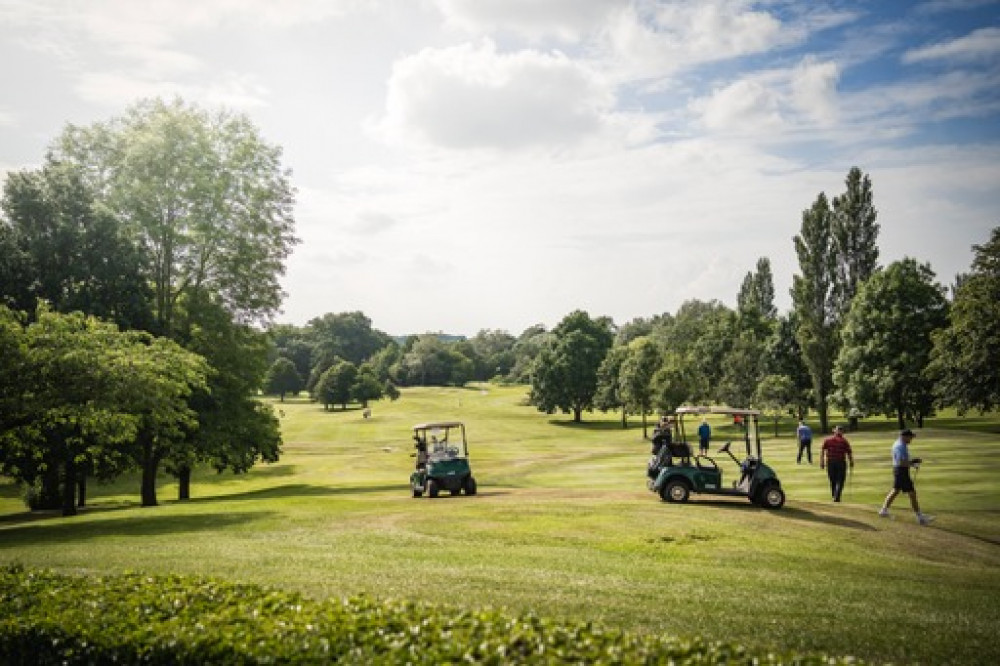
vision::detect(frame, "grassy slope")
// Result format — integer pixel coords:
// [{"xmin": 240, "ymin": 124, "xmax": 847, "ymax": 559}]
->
[{"xmin": 2, "ymin": 385, "xmax": 999, "ymax": 664}]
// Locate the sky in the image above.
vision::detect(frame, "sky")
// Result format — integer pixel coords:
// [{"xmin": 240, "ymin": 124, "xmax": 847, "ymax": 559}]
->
[{"xmin": 1, "ymin": 0, "xmax": 998, "ymax": 337}]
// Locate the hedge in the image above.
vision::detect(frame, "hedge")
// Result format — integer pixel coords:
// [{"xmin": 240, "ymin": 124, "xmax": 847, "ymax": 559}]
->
[{"xmin": 0, "ymin": 565, "xmax": 860, "ymax": 664}]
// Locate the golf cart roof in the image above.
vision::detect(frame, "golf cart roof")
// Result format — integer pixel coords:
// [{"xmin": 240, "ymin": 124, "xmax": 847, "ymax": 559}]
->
[
  {"xmin": 412, "ymin": 421, "xmax": 465, "ymax": 431},
  {"xmin": 674, "ymin": 406, "xmax": 761, "ymax": 417}
]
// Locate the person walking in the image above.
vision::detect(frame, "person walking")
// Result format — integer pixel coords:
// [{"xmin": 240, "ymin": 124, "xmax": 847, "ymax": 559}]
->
[
  {"xmin": 796, "ymin": 420, "xmax": 813, "ymax": 464},
  {"xmin": 697, "ymin": 419, "xmax": 712, "ymax": 456},
  {"xmin": 820, "ymin": 425, "xmax": 854, "ymax": 502},
  {"xmin": 879, "ymin": 429, "xmax": 933, "ymax": 525}
]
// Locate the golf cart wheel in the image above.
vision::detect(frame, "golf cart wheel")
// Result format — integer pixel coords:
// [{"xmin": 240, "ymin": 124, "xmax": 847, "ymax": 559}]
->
[
  {"xmin": 427, "ymin": 479, "xmax": 440, "ymax": 498},
  {"xmin": 759, "ymin": 484, "xmax": 785, "ymax": 509},
  {"xmin": 463, "ymin": 476, "xmax": 478, "ymax": 496},
  {"xmin": 660, "ymin": 479, "xmax": 691, "ymax": 503},
  {"xmin": 412, "ymin": 487, "xmax": 423, "ymax": 498}
]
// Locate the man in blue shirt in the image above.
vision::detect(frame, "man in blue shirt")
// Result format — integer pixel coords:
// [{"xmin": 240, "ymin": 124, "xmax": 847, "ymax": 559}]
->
[
  {"xmin": 795, "ymin": 420, "xmax": 813, "ymax": 464},
  {"xmin": 879, "ymin": 429, "xmax": 933, "ymax": 525},
  {"xmin": 697, "ymin": 419, "xmax": 711, "ymax": 456}
]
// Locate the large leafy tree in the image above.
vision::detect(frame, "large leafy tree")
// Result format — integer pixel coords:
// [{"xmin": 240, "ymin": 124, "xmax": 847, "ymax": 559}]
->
[
  {"xmin": 791, "ymin": 192, "xmax": 838, "ymax": 432},
  {"xmin": 50, "ymin": 97, "xmax": 297, "ymax": 335},
  {"xmin": 306, "ymin": 311, "xmax": 392, "ymax": 367},
  {"xmin": 317, "ymin": 360, "xmax": 359, "ymax": 410},
  {"xmin": 833, "ymin": 259, "xmax": 949, "ymax": 428},
  {"xmin": 173, "ymin": 291, "xmax": 280, "ymax": 499},
  {"xmin": 929, "ymin": 227, "xmax": 1000, "ymax": 412},
  {"xmin": 264, "ymin": 357, "xmax": 303, "ymax": 401},
  {"xmin": 0, "ymin": 306, "xmax": 208, "ymax": 513},
  {"xmin": 832, "ymin": 167, "xmax": 880, "ymax": 322},
  {"xmin": 529, "ymin": 311, "xmax": 614, "ymax": 422},
  {"xmin": 0, "ymin": 161, "xmax": 152, "ymax": 329}
]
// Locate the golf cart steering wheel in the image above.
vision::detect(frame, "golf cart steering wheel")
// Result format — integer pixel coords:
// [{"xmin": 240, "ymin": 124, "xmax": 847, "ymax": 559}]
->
[{"xmin": 718, "ymin": 441, "xmax": 732, "ymax": 455}]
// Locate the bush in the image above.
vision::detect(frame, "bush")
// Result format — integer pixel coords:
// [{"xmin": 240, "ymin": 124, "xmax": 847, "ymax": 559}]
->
[{"xmin": 0, "ymin": 565, "xmax": 861, "ymax": 664}]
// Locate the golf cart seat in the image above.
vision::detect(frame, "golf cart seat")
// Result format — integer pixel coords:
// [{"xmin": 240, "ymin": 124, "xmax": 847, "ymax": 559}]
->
[{"xmin": 667, "ymin": 442, "xmax": 693, "ymax": 465}]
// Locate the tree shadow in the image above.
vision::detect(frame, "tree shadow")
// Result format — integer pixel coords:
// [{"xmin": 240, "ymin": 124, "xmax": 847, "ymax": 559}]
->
[
  {"xmin": 185, "ymin": 483, "xmax": 403, "ymax": 503},
  {"xmin": 0, "ymin": 509, "xmax": 275, "ymax": 548},
  {"xmin": 548, "ymin": 420, "xmax": 638, "ymax": 432}
]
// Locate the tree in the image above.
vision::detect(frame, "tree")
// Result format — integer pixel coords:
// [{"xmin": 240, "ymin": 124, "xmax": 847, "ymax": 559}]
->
[
  {"xmin": 791, "ymin": 192, "xmax": 838, "ymax": 432},
  {"xmin": 351, "ymin": 366, "xmax": 384, "ymax": 407},
  {"xmin": 306, "ymin": 311, "xmax": 392, "ymax": 367},
  {"xmin": 173, "ymin": 290, "xmax": 281, "ymax": 499},
  {"xmin": 317, "ymin": 360, "xmax": 359, "ymax": 410},
  {"xmin": 0, "ymin": 161, "xmax": 152, "ymax": 330},
  {"xmin": 508, "ymin": 324, "xmax": 551, "ymax": 383},
  {"xmin": 51, "ymin": 97, "xmax": 297, "ymax": 335},
  {"xmin": 594, "ymin": 344, "xmax": 629, "ymax": 428},
  {"xmin": 264, "ymin": 357, "xmax": 303, "ymax": 400},
  {"xmin": 737, "ymin": 257, "xmax": 777, "ymax": 323},
  {"xmin": 651, "ymin": 352, "xmax": 696, "ymax": 415},
  {"xmin": 929, "ymin": 226, "xmax": 1000, "ymax": 412},
  {"xmin": 0, "ymin": 306, "xmax": 209, "ymax": 513},
  {"xmin": 469, "ymin": 329, "xmax": 517, "ymax": 380},
  {"xmin": 834, "ymin": 259, "xmax": 949, "ymax": 428},
  {"xmin": 763, "ymin": 313, "xmax": 813, "ymax": 419},
  {"xmin": 619, "ymin": 337, "xmax": 663, "ymax": 438},
  {"xmin": 832, "ymin": 167, "xmax": 880, "ymax": 322},
  {"xmin": 529, "ymin": 311, "xmax": 613, "ymax": 422},
  {"xmin": 754, "ymin": 374, "xmax": 797, "ymax": 437}
]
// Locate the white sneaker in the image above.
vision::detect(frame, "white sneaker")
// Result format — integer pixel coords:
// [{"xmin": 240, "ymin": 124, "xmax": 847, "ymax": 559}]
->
[
  {"xmin": 917, "ymin": 513, "xmax": 934, "ymax": 526},
  {"xmin": 878, "ymin": 508, "xmax": 890, "ymax": 518}
]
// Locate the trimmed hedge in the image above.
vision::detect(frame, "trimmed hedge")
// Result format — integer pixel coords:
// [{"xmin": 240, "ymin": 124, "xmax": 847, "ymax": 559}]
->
[{"xmin": 0, "ymin": 565, "xmax": 860, "ymax": 664}]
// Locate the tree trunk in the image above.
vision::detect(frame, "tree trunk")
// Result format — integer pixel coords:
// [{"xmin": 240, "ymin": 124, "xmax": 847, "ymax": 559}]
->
[
  {"xmin": 642, "ymin": 411, "xmax": 648, "ymax": 440},
  {"xmin": 77, "ymin": 474, "xmax": 86, "ymax": 508},
  {"xmin": 36, "ymin": 464, "xmax": 62, "ymax": 510},
  {"xmin": 61, "ymin": 458, "xmax": 78, "ymax": 517},
  {"xmin": 140, "ymin": 428, "xmax": 159, "ymax": 507},
  {"xmin": 177, "ymin": 464, "xmax": 191, "ymax": 501},
  {"xmin": 573, "ymin": 407, "xmax": 582, "ymax": 422},
  {"xmin": 620, "ymin": 406, "xmax": 627, "ymax": 430}
]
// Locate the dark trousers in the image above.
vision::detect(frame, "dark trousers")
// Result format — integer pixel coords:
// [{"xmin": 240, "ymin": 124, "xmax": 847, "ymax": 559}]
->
[
  {"xmin": 827, "ymin": 460, "xmax": 847, "ymax": 501},
  {"xmin": 797, "ymin": 440, "xmax": 812, "ymax": 463}
]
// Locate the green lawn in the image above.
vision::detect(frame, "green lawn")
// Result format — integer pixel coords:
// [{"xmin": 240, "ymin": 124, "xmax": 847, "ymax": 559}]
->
[{"xmin": 2, "ymin": 385, "xmax": 999, "ymax": 664}]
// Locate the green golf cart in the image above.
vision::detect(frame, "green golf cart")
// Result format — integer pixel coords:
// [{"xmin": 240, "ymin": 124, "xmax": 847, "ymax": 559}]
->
[
  {"xmin": 648, "ymin": 406, "xmax": 785, "ymax": 509},
  {"xmin": 409, "ymin": 421, "xmax": 477, "ymax": 498}
]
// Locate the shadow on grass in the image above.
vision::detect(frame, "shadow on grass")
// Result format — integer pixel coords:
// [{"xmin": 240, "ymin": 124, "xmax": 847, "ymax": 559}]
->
[
  {"xmin": 0, "ymin": 509, "xmax": 275, "ymax": 548},
  {"xmin": 780, "ymin": 506, "xmax": 878, "ymax": 531},
  {"xmin": 185, "ymin": 483, "xmax": 403, "ymax": 503},
  {"xmin": 548, "ymin": 420, "xmax": 639, "ymax": 432}
]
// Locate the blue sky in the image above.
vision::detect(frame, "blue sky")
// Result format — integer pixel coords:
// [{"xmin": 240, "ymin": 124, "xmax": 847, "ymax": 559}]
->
[{"xmin": 1, "ymin": 0, "xmax": 998, "ymax": 336}]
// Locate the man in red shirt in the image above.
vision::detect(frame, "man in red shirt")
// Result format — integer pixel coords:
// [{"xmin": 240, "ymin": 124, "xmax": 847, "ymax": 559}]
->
[{"xmin": 820, "ymin": 425, "xmax": 854, "ymax": 502}]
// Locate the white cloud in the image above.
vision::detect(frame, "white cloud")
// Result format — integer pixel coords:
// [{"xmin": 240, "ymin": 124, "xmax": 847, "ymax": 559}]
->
[
  {"xmin": 435, "ymin": 0, "xmax": 624, "ymax": 42},
  {"xmin": 598, "ymin": 0, "xmax": 793, "ymax": 83},
  {"xmin": 373, "ymin": 39, "xmax": 618, "ymax": 151},
  {"xmin": 689, "ymin": 57, "xmax": 841, "ymax": 135},
  {"xmin": 902, "ymin": 26, "xmax": 1000, "ymax": 64}
]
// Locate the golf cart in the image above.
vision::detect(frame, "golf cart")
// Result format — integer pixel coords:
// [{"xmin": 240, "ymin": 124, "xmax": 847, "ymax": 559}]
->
[
  {"xmin": 409, "ymin": 421, "xmax": 477, "ymax": 498},
  {"xmin": 648, "ymin": 406, "xmax": 785, "ymax": 509}
]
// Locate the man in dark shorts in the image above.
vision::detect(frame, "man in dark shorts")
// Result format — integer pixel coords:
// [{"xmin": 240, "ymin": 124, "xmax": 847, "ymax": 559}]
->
[
  {"xmin": 879, "ymin": 429, "xmax": 932, "ymax": 525},
  {"xmin": 819, "ymin": 425, "xmax": 853, "ymax": 502}
]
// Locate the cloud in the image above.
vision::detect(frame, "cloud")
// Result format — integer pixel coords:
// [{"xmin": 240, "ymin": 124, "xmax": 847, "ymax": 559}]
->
[
  {"xmin": 435, "ymin": 0, "xmax": 624, "ymax": 42},
  {"xmin": 598, "ymin": 0, "xmax": 793, "ymax": 83},
  {"xmin": 902, "ymin": 27, "xmax": 1000, "ymax": 64},
  {"xmin": 373, "ymin": 39, "xmax": 618, "ymax": 151},
  {"xmin": 350, "ymin": 211, "xmax": 399, "ymax": 235},
  {"xmin": 689, "ymin": 57, "xmax": 840, "ymax": 134}
]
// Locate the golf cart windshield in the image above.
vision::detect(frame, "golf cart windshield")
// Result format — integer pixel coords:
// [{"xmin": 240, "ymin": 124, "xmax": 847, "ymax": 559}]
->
[
  {"xmin": 674, "ymin": 406, "xmax": 762, "ymax": 461},
  {"xmin": 413, "ymin": 422, "xmax": 468, "ymax": 461}
]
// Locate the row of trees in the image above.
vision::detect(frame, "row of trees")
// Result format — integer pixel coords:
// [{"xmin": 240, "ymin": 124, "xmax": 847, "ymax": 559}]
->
[
  {"xmin": 0, "ymin": 98, "xmax": 294, "ymax": 514},
  {"xmin": 524, "ymin": 169, "xmax": 998, "ymax": 433}
]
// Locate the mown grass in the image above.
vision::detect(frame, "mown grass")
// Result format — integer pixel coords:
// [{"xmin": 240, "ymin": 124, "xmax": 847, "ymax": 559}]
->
[{"xmin": 2, "ymin": 385, "xmax": 999, "ymax": 664}]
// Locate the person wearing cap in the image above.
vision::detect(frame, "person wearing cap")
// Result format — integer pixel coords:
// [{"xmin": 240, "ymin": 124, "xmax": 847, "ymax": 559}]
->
[
  {"xmin": 879, "ymin": 429, "xmax": 932, "ymax": 525},
  {"xmin": 819, "ymin": 425, "xmax": 854, "ymax": 502}
]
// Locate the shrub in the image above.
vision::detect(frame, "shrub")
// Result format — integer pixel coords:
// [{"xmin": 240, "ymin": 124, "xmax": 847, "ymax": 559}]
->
[{"xmin": 0, "ymin": 565, "xmax": 861, "ymax": 664}]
